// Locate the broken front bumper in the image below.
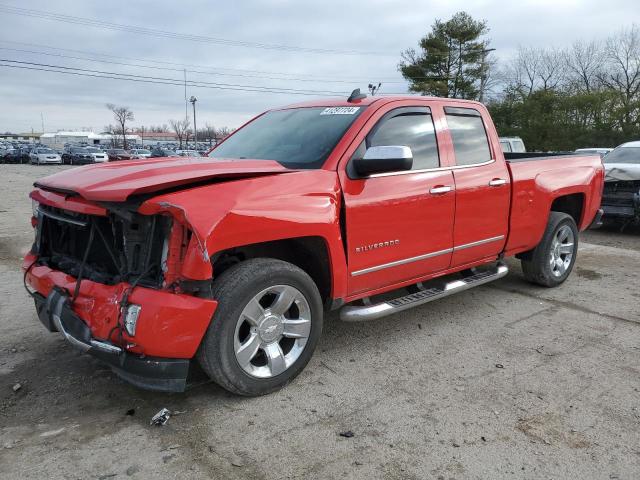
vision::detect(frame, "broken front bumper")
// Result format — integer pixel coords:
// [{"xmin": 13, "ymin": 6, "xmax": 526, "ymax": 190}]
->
[
  {"xmin": 24, "ymin": 254, "xmax": 218, "ymax": 392},
  {"xmin": 34, "ymin": 289, "xmax": 190, "ymax": 392}
]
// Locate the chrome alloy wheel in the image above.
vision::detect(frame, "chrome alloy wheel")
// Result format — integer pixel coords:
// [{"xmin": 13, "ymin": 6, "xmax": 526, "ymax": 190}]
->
[
  {"xmin": 549, "ymin": 225, "xmax": 575, "ymax": 277},
  {"xmin": 233, "ymin": 285, "xmax": 312, "ymax": 378}
]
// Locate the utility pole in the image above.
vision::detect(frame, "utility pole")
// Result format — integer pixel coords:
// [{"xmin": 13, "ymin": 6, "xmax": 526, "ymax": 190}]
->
[
  {"xmin": 477, "ymin": 48, "xmax": 496, "ymax": 103},
  {"xmin": 368, "ymin": 83, "xmax": 382, "ymax": 96},
  {"xmin": 190, "ymin": 96, "xmax": 197, "ymax": 148},
  {"xmin": 183, "ymin": 69, "xmax": 188, "ymax": 121},
  {"xmin": 41, "ymin": 112, "xmax": 45, "ymax": 133}
]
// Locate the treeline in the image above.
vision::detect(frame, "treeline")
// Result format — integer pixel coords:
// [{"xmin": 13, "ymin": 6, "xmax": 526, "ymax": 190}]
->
[
  {"xmin": 489, "ymin": 28, "xmax": 640, "ymax": 150},
  {"xmin": 400, "ymin": 14, "xmax": 640, "ymax": 150}
]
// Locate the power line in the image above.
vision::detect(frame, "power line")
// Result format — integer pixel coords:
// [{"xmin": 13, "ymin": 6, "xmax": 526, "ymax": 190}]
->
[
  {"xmin": 0, "ymin": 4, "xmax": 391, "ymax": 56},
  {"xmin": 0, "ymin": 59, "xmax": 349, "ymax": 96},
  {"xmin": 0, "ymin": 45, "xmax": 410, "ymax": 85}
]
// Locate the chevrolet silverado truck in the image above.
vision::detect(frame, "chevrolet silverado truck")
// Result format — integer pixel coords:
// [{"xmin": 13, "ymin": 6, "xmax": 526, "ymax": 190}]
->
[{"xmin": 23, "ymin": 92, "xmax": 604, "ymax": 396}]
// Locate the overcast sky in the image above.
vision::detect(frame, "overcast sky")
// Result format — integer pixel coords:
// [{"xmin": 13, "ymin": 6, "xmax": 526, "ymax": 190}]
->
[{"xmin": 0, "ymin": 0, "xmax": 638, "ymax": 133}]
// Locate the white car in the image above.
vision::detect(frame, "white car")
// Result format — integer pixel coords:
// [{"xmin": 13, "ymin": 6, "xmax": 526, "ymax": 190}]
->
[
  {"xmin": 29, "ymin": 148, "xmax": 62, "ymax": 165},
  {"xmin": 84, "ymin": 147, "xmax": 109, "ymax": 163},
  {"xmin": 129, "ymin": 149, "xmax": 152, "ymax": 158},
  {"xmin": 174, "ymin": 150, "xmax": 202, "ymax": 157},
  {"xmin": 499, "ymin": 136, "xmax": 526, "ymax": 153},
  {"xmin": 575, "ymin": 147, "xmax": 613, "ymax": 156}
]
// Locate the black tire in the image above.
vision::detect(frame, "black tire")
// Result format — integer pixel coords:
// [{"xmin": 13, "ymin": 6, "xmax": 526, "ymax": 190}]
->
[
  {"xmin": 521, "ymin": 212, "xmax": 579, "ymax": 287},
  {"xmin": 197, "ymin": 258, "xmax": 323, "ymax": 396}
]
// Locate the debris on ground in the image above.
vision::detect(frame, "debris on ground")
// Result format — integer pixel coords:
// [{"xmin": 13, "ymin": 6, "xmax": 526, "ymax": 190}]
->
[
  {"xmin": 150, "ymin": 408, "xmax": 171, "ymax": 426},
  {"xmin": 12, "ymin": 383, "xmax": 21, "ymax": 392},
  {"xmin": 495, "ymin": 363, "xmax": 504, "ymax": 369},
  {"xmin": 126, "ymin": 465, "xmax": 140, "ymax": 476},
  {"xmin": 339, "ymin": 430, "xmax": 355, "ymax": 438},
  {"xmin": 126, "ymin": 408, "xmax": 135, "ymax": 416},
  {"xmin": 229, "ymin": 454, "xmax": 245, "ymax": 467}
]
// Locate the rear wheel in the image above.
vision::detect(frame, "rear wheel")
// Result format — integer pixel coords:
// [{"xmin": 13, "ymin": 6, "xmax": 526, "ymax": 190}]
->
[
  {"xmin": 521, "ymin": 212, "xmax": 578, "ymax": 287},
  {"xmin": 197, "ymin": 258, "xmax": 323, "ymax": 396}
]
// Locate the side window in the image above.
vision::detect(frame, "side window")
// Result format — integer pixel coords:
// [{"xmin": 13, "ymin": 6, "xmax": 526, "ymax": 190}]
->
[
  {"xmin": 367, "ymin": 112, "xmax": 440, "ymax": 170},
  {"xmin": 446, "ymin": 109, "xmax": 492, "ymax": 166}
]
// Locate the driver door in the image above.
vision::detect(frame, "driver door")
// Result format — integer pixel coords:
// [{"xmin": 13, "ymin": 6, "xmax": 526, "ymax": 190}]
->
[{"xmin": 339, "ymin": 104, "xmax": 455, "ymax": 296}]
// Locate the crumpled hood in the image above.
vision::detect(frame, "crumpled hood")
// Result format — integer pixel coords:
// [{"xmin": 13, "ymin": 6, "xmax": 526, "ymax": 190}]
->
[
  {"xmin": 604, "ymin": 163, "xmax": 640, "ymax": 182},
  {"xmin": 34, "ymin": 156, "xmax": 292, "ymax": 202}
]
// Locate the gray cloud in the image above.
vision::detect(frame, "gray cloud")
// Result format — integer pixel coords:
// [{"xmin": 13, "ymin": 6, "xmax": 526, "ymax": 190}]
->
[{"xmin": 0, "ymin": 0, "xmax": 638, "ymax": 132}]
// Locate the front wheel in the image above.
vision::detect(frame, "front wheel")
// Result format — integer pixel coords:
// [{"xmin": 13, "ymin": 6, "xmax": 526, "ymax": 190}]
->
[
  {"xmin": 197, "ymin": 258, "xmax": 323, "ymax": 396},
  {"xmin": 521, "ymin": 212, "xmax": 579, "ymax": 287}
]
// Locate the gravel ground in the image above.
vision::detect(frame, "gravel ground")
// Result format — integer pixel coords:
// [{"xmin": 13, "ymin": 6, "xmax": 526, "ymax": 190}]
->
[{"xmin": 1, "ymin": 164, "xmax": 639, "ymax": 480}]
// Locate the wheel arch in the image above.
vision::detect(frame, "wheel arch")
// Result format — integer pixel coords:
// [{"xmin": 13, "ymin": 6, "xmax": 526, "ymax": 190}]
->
[
  {"xmin": 550, "ymin": 193, "xmax": 585, "ymax": 228},
  {"xmin": 211, "ymin": 236, "xmax": 335, "ymax": 308}
]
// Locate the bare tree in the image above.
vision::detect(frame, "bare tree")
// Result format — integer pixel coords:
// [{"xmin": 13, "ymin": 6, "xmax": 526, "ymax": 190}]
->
[
  {"xmin": 506, "ymin": 46, "xmax": 541, "ymax": 97},
  {"xmin": 564, "ymin": 40, "xmax": 604, "ymax": 93},
  {"xmin": 169, "ymin": 118, "xmax": 190, "ymax": 149},
  {"xmin": 201, "ymin": 123, "xmax": 216, "ymax": 147},
  {"xmin": 600, "ymin": 24, "xmax": 640, "ymax": 132},
  {"xmin": 538, "ymin": 48, "xmax": 564, "ymax": 91},
  {"xmin": 106, "ymin": 104, "xmax": 134, "ymax": 149}
]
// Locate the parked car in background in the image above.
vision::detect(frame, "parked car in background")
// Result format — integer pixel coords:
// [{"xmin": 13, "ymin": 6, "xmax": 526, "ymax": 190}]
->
[
  {"xmin": 106, "ymin": 149, "xmax": 135, "ymax": 161},
  {"xmin": 83, "ymin": 147, "xmax": 108, "ymax": 163},
  {"xmin": 150, "ymin": 147, "xmax": 174, "ymax": 158},
  {"xmin": 2, "ymin": 150, "xmax": 24, "ymax": 164},
  {"xmin": 29, "ymin": 148, "xmax": 62, "ymax": 165},
  {"xmin": 129, "ymin": 148, "xmax": 152, "ymax": 159},
  {"xmin": 62, "ymin": 147, "xmax": 96, "ymax": 165},
  {"xmin": 174, "ymin": 149, "xmax": 201, "ymax": 157},
  {"xmin": 499, "ymin": 136, "xmax": 526, "ymax": 153},
  {"xmin": 575, "ymin": 147, "xmax": 613, "ymax": 156},
  {"xmin": 601, "ymin": 141, "xmax": 640, "ymax": 226}
]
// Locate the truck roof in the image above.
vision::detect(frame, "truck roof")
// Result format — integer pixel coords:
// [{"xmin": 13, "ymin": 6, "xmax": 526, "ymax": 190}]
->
[
  {"xmin": 619, "ymin": 140, "xmax": 640, "ymax": 148},
  {"xmin": 279, "ymin": 95, "xmax": 485, "ymax": 110}
]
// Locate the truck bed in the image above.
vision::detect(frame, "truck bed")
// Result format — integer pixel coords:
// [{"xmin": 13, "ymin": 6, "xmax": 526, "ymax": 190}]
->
[{"xmin": 503, "ymin": 154, "xmax": 604, "ymax": 256}]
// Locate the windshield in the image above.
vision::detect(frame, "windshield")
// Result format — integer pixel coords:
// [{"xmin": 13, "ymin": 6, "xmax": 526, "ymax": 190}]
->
[
  {"xmin": 37, "ymin": 148, "xmax": 55, "ymax": 154},
  {"xmin": 135, "ymin": 149, "xmax": 150, "ymax": 154},
  {"xmin": 85, "ymin": 147, "xmax": 103, "ymax": 153},
  {"xmin": 209, "ymin": 106, "xmax": 363, "ymax": 169},
  {"xmin": 70, "ymin": 147, "xmax": 85, "ymax": 153},
  {"xmin": 512, "ymin": 140, "xmax": 526, "ymax": 152},
  {"xmin": 604, "ymin": 147, "xmax": 640, "ymax": 164}
]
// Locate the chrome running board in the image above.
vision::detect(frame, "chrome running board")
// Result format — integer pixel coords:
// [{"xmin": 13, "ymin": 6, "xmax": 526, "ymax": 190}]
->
[{"xmin": 340, "ymin": 263, "xmax": 509, "ymax": 322}]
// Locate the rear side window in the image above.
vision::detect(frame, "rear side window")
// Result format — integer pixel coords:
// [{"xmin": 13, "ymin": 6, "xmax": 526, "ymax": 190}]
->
[
  {"xmin": 446, "ymin": 109, "xmax": 491, "ymax": 166},
  {"xmin": 367, "ymin": 112, "xmax": 439, "ymax": 170}
]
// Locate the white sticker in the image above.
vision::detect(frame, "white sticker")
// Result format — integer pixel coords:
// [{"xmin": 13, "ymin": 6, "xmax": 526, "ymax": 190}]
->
[{"xmin": 320, "ymin": 107, "xmax": 360, "ymax": 115}]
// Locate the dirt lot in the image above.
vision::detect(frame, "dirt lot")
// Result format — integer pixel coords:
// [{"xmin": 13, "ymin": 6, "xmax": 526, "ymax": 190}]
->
[{"xmin": 1, "ymin": 164, "xmax": 639, "ymax": 480}]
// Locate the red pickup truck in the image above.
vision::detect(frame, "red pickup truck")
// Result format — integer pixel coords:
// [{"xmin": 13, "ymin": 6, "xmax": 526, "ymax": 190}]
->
[{"xmin": 24, "ymin": 93, "xmax": 604, "ymax": 395}]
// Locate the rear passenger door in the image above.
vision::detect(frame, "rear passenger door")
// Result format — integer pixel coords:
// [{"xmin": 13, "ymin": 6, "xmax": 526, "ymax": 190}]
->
[{"xmin": 444, "ymin": 107, "xmax": 510, "ymax": 267}]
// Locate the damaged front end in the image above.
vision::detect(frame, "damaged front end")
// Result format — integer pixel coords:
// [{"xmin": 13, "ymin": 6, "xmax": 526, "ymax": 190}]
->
[
  {"xmin": 24, "ymin": 190, "xmax": 218, "ymax": 392},
  {"xmin": 601, "ymin": 180, "xmax": 640, "ymax": 226}
]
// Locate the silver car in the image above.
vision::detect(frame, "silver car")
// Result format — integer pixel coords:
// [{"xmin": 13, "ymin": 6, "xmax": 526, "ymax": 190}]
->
[{"xmin": 29, "ymin": 148, "xmax": 62, "ymax": 165}]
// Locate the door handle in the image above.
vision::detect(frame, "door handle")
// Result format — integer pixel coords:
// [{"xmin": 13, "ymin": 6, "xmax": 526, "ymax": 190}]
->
[
  {"xmin": 489, "ymin": 178, "xmax": 507, "ymax": 187},
  {"xmin": 429, "ymin": 185, "xmax": 452, "ymax": 195}
]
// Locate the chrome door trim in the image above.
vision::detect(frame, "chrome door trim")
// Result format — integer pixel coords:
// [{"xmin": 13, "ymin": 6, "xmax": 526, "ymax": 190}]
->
[
  {"xmin": 453, "ymin": 235, "xmax": 505, "ymax": 251},
  {"xmin": 349, "ymin": 234, "xmax": 506, "ymax": 276},
  {"xmin": 351, "ymin": 248, "xmax": 453, "ymax": 277},
  {"xmin": 365, "ymin": 159, "xmax": 496, "ymax": 178}
]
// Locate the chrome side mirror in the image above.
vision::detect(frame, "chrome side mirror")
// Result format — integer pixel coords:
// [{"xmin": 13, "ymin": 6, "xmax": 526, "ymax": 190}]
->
[{"xmin": 353, "ymin": 145, "xmax": 413, "ymax": 175}]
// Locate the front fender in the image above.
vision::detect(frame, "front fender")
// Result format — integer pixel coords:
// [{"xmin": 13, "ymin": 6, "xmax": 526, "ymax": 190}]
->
[{"xmin": 139, "ymin": 170, "xmax": 348, "ymax": 299}]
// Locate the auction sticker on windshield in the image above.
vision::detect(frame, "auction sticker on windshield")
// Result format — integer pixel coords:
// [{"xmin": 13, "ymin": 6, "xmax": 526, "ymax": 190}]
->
[{"xmin": 320, "ymin": 107, "xmax": 360, "ymax": 115}]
